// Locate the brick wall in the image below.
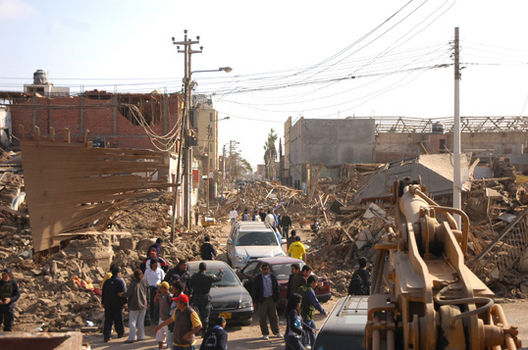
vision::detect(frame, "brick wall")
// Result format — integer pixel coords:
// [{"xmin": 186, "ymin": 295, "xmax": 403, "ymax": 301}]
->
[{"xmin": 10, "ymin": 93, "xmax": 182, "ymax": 150}]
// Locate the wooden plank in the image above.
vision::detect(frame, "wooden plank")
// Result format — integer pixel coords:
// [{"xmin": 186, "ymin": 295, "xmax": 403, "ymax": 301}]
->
[{"xmin": 21, "ymin": 139, "xmax": 171, "ymax": 252}]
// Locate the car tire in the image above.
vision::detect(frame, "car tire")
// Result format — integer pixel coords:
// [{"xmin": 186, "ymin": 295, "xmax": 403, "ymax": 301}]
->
[{"xmin": 241, "ymin": 318, "xmax": 252, "ymax": 326}]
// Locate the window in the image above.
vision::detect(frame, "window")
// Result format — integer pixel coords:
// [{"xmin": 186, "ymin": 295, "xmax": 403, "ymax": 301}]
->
[
  {"xmin": 236, "ymin": 231, "xmax": 278, "ymax": 246},
  {"xmin": 242, "ymin": 261, "xmax": 260, "ymax": 276}
]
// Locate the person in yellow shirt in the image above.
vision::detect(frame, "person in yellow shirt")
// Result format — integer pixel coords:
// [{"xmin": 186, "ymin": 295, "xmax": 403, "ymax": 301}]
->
[
  {"xmin": 155, "ymin": 294, "xmax": 202, "ymax": 349},
  {"xmin": 288, "ymin": 236, "xmax": 306, "ymax": 262}
]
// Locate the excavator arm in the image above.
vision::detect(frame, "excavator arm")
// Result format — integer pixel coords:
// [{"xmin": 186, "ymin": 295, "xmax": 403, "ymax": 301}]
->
[{"xmin": 366, "ymin": 179, "xmax": 520, "ymax": 350}]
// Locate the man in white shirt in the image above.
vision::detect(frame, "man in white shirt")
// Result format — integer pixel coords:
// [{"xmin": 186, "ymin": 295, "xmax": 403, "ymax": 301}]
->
[
  {"xmin": 144, "ymin": 259, "xmax": 165, "ymax": 325},
  {"xmin": 264, "ymin": 210, "xmax": 276, "ymax": 229},
  {"xmin": 229, "ymin": 208, "xmax": 238, "ymax": 223}
]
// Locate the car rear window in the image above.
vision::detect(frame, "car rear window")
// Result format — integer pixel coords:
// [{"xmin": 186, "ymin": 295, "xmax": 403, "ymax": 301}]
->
[
  {"xmin": 270, "ymin": 263, "xmax": 292, "ymax": 280},
  {"xmin": 236, "ymin": 231, "xmax": 277, "ymax": 246}
]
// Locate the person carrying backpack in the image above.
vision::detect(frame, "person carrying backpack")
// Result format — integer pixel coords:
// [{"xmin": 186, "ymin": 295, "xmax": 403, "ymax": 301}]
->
[
  {"xmin": 347, "ymin": 257, "xmax": 370, "ymax": 296},
  {"xmin": 199, "ymin": 316, "xmax": 228, "ymax": 350}
]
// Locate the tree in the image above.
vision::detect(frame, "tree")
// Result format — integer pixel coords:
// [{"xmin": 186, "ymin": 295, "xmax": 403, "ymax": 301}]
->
[
  {"xmin": 228, "ymin": 150, "xmax": 253, "ymax": 178},
  {"xmin": 263, "ymin": 129, "xmax": 278, "ymax": 180}
]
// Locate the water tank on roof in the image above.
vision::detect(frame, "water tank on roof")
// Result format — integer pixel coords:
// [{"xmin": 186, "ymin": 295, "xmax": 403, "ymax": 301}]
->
[
  {"xmin": 432, "ymin": 122, "xmax": 444, "ymax": 134},
  {"xmin": 33, "ymin": 69, "xmax": 48, "ymax": 84}
]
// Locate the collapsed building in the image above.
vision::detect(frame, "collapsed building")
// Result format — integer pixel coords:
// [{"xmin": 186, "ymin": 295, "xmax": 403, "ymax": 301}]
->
[{"xmin": 282, "ymin": 115, "xmax": 528, "ymax": 191}]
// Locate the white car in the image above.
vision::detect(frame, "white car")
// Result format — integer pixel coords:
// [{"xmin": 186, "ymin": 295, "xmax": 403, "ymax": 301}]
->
[{"xmin": 227, "ymin": 221, "xmax": 286, "ymax": 269}]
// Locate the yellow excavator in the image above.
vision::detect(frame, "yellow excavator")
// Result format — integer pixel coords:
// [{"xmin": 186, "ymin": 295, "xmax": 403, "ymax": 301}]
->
[{"xmin": 366, "ymin": 179, "xmax": 521, "ymax": 350}]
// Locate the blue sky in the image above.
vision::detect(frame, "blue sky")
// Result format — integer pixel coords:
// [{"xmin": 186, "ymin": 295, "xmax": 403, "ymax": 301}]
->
[{"xmin": 2, "ymin": 0, "xmax": 528, "ymax": 167}]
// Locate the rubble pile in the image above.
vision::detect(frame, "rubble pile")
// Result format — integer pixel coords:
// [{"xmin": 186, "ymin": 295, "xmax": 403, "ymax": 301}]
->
[
  {"xmin": 9, "ymin": 225, "xmax": 223, "ymax": 332},
  {"xmin": 221, "ymin": 168, "xmax": 528, "ymax": 299},
  {"xmin": 0, "ymin": 171, "xmax": 222, "ymax": 332}
]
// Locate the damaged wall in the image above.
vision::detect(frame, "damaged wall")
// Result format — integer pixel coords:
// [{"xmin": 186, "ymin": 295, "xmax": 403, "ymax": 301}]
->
[
  {"xmin": 8, "ymin": 91, "xmax": 182, "ymax": 150},
  {"xmin": 375, "ymin": 131, "xmax": 528, "ymax": 166},
  {"xmin": 289, "ymin": 118, "xmax": 375, "ymax": 166},
  {"xmin": 21, "ymin": 137, "xmax": 172, "ymax": 252}
]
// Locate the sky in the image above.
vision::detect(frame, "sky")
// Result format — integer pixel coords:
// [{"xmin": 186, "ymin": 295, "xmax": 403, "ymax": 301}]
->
[{"xmin": 1, "ymin": 0, "xmax": 528, "ymax": 168}]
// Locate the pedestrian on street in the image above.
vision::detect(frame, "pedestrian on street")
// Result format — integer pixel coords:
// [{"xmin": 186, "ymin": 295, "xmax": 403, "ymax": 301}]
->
[
  {"xmin": 284, "ymin": 293, "xmax": 308, "ymax": 350},
  {"xmin": 229, "ymin": 208, "xmax": 238, "ymax": 223},
  {"xmin": 155, "ymin": 294, "xmax": 202, "ymax": 350},
  {"xmin": 165, "ymin": 260, "xmax": 191, "ymax": 295},
  {"xmin": 0, "ymin": 268, "xmax": 20, "ymax": 332},
  {"xmin": 195, "ymin": 210, "xmax": 200, "ymax": 226},
  {"xmin": 144, "ymin": 259, "xmax": 166, "ymax": 326},
  {"xmin": 286, "ymin": 264, "xmax": 305, "ymax": 300},
  {"xmin": 147, "ymin": 238, "xmax": 164, "ymax": 258},
  {"xmin": 281, "ymin": 211, "xmax": 292, "ymax": 239},
  {"xmin": 264, "ymin": 209, "xmax": 275, "ymax": 228},
  {"xmin": 252, "ymin": 262, "xmax": 282, "ymax": 340},
  {"xmin": 242, "ymin": 208, "xmax": 249, "ymax": 221},
  {"xmin": 125, "ymin": 269, "xmax": 148, "ymax": 343},
  {"xmin": 347, "ymin": 257, "xmax": 371, "ymax": 296},
  {"xmin": 155, "ymin": 281, "xmax": 173, "ymax": 349},
  {"xmin": 288, "ymin": 236, "xmax": 307, "ymax": 262},
  {"xmin": 297, "ymin": 275, "xmax": 328, "ymax": 348},
  {"xmin": 102, "ymin": 265, "xmax": 126, "ymax": 342},
  {"xmin": 258, "ymin": 208, "xmax": 267, "ymax": 222},
  {"xmin": 143, "ymin": 249, "xmax": 170, "ymax": 273},
  {"xmin": 252, "ymin": 210, "xmax": 260, "ymax": 221},
  {"xmin": 287, "ymin": 230, "xmax": 297, "ymax": 249},
  {"xmin": 200, "ymin": 235, "xmax": 217, "ymax": 260},
  {"xmin": 274, "ymin": 210, "xmax": 281, "ymax": 236},
  {"xmin": 167, "ymin": 281, "xmax": 185, "ymax": 348},
  {"xmin": 200, "ymin": 316, "xmax": 228, "ymax": 350},
  {"xmin": 301, "ymin": 265, "xmax": 312, "ymax": 281},
  {"xmin": 189, "ymin": 262, "xmax": 223, "ymax": 334}
]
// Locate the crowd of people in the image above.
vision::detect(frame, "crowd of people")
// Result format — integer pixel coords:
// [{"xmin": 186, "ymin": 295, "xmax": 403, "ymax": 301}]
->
[
  {"xmin": 100, "ymin": 238, "xmax": 227, "ymax": 350},
  {"xmin": 0, "ymin": 207, "xmax": 372, "ymax": 350},
  {"xmin": 98, "ymin": 213, "xmax": 369, "ymax": 350}
]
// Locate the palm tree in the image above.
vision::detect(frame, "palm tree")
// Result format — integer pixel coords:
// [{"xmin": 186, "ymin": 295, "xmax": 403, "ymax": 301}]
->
[{"xmin": 263, "ymin": 129, "xmax": 278, "ymax": 180}]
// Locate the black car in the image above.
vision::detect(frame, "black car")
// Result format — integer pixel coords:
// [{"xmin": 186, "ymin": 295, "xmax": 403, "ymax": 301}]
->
[
  {"xmin": 314, "ymin": 295, "xmax": 367, "ymax": 350},
  {"xmin": 187, "ymin": 261, "xmax": 254, "ymax": 325}
]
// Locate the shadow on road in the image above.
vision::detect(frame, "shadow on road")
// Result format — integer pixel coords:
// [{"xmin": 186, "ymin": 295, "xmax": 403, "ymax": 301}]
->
[{"xmin": 226, "ymin": 336, "xmax": 286, "ymax": 350}]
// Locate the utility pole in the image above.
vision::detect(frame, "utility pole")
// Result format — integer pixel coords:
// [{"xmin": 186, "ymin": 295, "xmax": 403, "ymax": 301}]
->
[
  {"xmin": 453, "ymin": 27, "xmax": 462, "ymax": 228},
  {"xmin": 206, "ymin": 124, "xmax": 211, "ymax": 211},
  {"xmin": 172, "ymin": 30, "xmax": 202, "ymax": 229},
  {"xmin": 229, "ymin": 140, "xmax": 239, "ymax": 181},
  {"xmin": 221, "ymin": 144, "xmax": 226, "ymax": 196}
]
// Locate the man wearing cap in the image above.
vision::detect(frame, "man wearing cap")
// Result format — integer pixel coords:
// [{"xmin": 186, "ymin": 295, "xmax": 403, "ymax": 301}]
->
[
  {"xmin": 154, "ymin": 281, "xmax": 173, "ymax": 349},
  {"xmin": 156, "ymin": 294, "xmax": 202, "ymax": 350},
  {"xmin": 0, "ymin": 268, "xmax": 20, "ymax": 331},
  {"xmin": 102, "ymin": 265, "xmax": 126, "ymax": 342},
  {"xmin": 147, "ymin": 238, "xmax": 164, "ymax": 257},
  {"xmin": 189, "ymin": 262, "xmax": 223, "ymax": 334},
  {"xmin": 167, "ymin": 281, "xmax": 184, "ymax": 348}
]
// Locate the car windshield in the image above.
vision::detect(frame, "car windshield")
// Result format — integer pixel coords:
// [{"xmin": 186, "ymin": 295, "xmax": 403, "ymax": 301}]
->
[
  {"xmin": 189, "ymin": 265, "xmax": 241, "ymax": 287},
  {"xmin": 270, "ymin": 263, "xmax": 293, "ymax": 280},
  {"xmin": 236, "ymin": 231, "xmax": 278, "ymax": 246}
]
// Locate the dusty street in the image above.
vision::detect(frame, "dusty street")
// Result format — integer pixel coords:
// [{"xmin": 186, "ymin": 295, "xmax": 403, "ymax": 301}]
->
[
  {"xmin": 85, "ymin": 220, "xmax": 337, "ymax": 349},
  {"xmin": 84, "ymin": 220, "xmax": 528, "ymax": 349}
]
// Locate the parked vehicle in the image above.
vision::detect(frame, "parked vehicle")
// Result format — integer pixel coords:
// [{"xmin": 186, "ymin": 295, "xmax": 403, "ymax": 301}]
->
[
  {"xmin": 236, "ymin": 256, "xmax": 331, "ymax": 308},
  {"xmin": 187, "ymin": 261, "xmax": 254, "ymax": 325},
  {"xmin": 227, "ymin": 221, "xmax": 286, "ymax": 269},
  {"xmin": 313, "ymin": 295, "xmax": 367, "ymax": 350}
]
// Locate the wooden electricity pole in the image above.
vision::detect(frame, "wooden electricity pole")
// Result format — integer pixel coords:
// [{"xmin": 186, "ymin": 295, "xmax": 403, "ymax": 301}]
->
[{"xmin": 172, "ymin": 30, "xmax": 202, "ymax": 229}]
